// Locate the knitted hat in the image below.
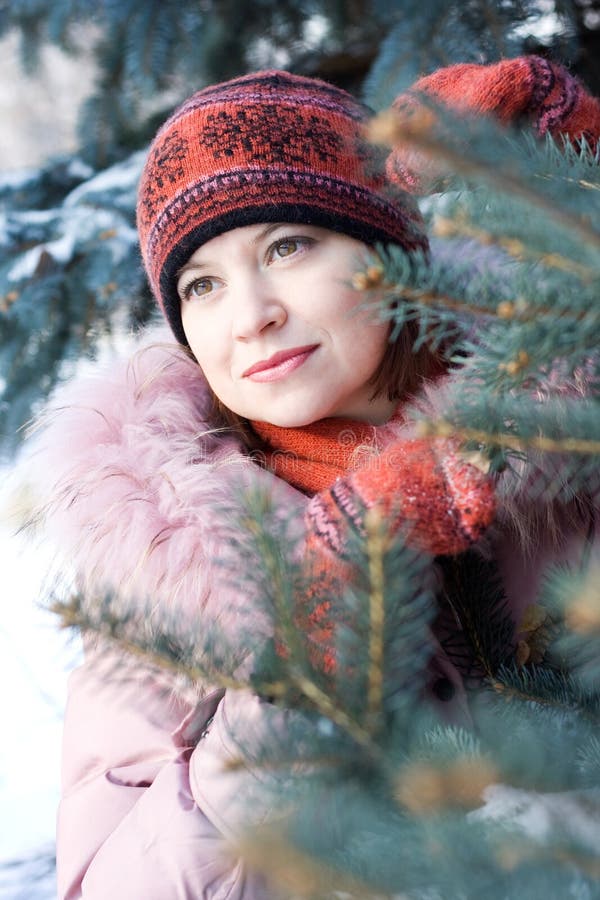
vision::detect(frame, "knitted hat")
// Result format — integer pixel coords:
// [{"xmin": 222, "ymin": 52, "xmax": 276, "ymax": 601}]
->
[{"xmin": 137, "ymin": 70, "xmax": 429, "ymax": 344}]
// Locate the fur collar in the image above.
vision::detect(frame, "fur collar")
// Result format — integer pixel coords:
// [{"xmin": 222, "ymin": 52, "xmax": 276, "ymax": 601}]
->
[{"xmin": 28, "ymin": 328, "xmax": 303, "ymax": 632}]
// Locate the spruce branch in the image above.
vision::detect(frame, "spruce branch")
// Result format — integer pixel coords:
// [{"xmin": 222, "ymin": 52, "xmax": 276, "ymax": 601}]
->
[
  {"xmin": 286, "ymin": 671, "xmax": 380, "ymax": 759},
  {"xmin": 394, "ymin": 755, "xmax": 499, "ymax": 815},
  {"xmin": 241, "ymin": 501, "xmax": 310, "ymax": 670},
  {"xmin": 495, "ymin": 840, "xmax": 600, "ymax": 882},
  {"xmin": 487, "ymin": 664, "xmax": 600, "ymax": 726},
  {"xmin": 365, "ymin": 254, "xmax": 597, "ymax": 346},
  {"xmin": 368, "ymin": 110, "xmax": 600, "ymax": 253},
  {"xmin": 433, "ymin": 214, "xmax": 596, "ymax": 282},
  {"xmin": 383, "ymin": 282, "xmax": 505, "ymax": 321},
  {"xmin": 51, "ymin": 593, "xmax": 286, "ymax": 697},
  {"xmin": 237, "ymin": 829, "xmax": 394, "ymax": 900},
  {"xmin": 380, "ymin": 281, "xmax": 574, "ymax": 326},
  {"xmin": 415, "ymin": 420, "xmax": 600, "ymax": 457},
  {"xmin": 436, "ymin": 554, "xmax": 514, "ymax": 685},
  {"xmin": 54, "ymin": 581, "xmax": 384, "ymax": 766},
  {"xmin": 365, "ymin": 508, "xmax": 386, "ymax": 733}
]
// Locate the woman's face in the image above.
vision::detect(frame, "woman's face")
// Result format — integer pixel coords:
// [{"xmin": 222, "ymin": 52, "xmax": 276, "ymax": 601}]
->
[{"xmin": 177, "ymin": 223, "xmax": 396, "ymax": 427}]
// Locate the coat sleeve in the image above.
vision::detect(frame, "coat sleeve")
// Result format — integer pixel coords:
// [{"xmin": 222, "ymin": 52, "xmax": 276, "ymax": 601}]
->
[{"xmin": 57, "ymin": 644, "xmax": 277, "ymax": 900}]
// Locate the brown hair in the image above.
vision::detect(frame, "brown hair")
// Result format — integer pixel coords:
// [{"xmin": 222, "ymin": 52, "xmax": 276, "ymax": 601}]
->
[{"xmin": 368, "ymin": 320, "xmax": 438, "ymax": 404}]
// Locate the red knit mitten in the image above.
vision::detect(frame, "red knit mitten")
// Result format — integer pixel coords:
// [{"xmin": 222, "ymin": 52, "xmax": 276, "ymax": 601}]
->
[
  {"xmin": 306, "ymin": 436, "xmax": 495, "ymax": 560},
  {"xmin": 386, "ymin": 56, "xmax": 600, "ymax": 193},
  {"xmin": 295, "ymin": 437, "xmax": 495, "ymax": 676}
]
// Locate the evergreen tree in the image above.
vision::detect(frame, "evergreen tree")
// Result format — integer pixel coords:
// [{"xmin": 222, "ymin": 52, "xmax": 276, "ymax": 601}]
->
[
  {"xmin": 1, "ymin": 0, "xmax": 598, "ymax": 458},
  {"xmin": 2, "ymin": 2, "xmax": 600, "ymax": 897}
]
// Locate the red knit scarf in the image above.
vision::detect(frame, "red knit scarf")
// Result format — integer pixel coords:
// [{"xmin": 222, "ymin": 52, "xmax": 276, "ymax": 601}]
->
[{"xmin": 251, "ymin": 411, "xmax": 404, "ymax": 494}]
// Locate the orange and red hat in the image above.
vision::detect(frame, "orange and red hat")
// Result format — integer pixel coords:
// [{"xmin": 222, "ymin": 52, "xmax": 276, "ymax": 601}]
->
[{"xmin": 136, "ymin": 70, "xmax": 428, "ymax": 344}]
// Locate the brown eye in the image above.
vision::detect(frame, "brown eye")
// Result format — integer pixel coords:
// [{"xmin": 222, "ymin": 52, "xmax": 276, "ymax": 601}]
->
[
  {"xmin": 267, "ymin": 235, "xmax": 314, "ymax": 264},
  {"xmin": 190, "ymin": 278, "xmax": 214, "ymax": 296},
  {"xmin": 274, "ymin": 239, "xmax": 298, "ymax": 258},
  {"xmin": 179, "ymin": 276, "xmax": 216, "ymax": 301}
]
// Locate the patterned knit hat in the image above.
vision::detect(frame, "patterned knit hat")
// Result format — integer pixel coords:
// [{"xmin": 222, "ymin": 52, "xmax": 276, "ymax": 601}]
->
[{"xmin": 137, "ymin": 70, "xmax": 429, "ymax": 344}]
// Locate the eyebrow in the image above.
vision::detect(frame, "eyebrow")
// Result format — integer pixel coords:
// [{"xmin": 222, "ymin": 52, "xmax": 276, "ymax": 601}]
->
[
  {"xmin": 176, "ymin": 222, "xmax": 290, "ymax": 281},
  {"xmin": 250, "ymin": 222, "xmax": 287, "ymax": 244},
  {"xmin": 176, "ymin": 259, "xmax": 211, "ymax": 281}
]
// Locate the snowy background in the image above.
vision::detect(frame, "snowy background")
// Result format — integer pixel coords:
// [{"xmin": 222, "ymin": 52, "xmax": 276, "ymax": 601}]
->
[
  {"xmin": 0, "ymin": 521, "xmax": 78, "ymax": 900},
  {"xmin": 0, "ymin": 30, "xmax": 93, "ymax": 899}
]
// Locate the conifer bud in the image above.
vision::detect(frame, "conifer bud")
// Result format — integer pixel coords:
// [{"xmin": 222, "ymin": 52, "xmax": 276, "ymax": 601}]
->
[
  {"xmin": 432, "ymin": 216, "xmax": 457, "ymax": 239},
  {"xmin": 0, "ymin": 290, "xmax": 19, "ymax": 312},
  {"xmin": 565, "ymin": 565, "xmax": 600, "ymax": 633},
  {"xmin": 352, "ymin": 264, "xmax": 385, "ymax": 291},
  {"xmin": 496, "ymin": 301, "xmax": 515, "ymax": 320},
  {"xmin": 366, "ymin": 264, "xmax": 384, "ymax": 286},
  {"xmin": 435, "ymin": 420, "xmax": 454, "ymax": 438},
  {"xmin": 367, "ymin": 105, "xmax": 437, "ymax": 147},
  {"xmin": 352, "ymin": 272, "xmax": 369, "ymax": 291},
  {"xmin": 500, "ymin": 350, "xmax": 529, "ymax": 376},
  {"xmin": 394, "ymin": 757, "xmax": 498, "ymax": 814}
]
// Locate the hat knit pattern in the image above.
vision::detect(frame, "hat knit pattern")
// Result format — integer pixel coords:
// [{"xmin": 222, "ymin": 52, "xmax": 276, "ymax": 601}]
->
[{"xmin": 137, "ymin": 70, "xmax": 429, "ymax": 344}]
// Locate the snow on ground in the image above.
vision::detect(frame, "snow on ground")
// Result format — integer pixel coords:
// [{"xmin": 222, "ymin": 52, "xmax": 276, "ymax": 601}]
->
[
  {"xmin": 0, "ymin": 329, "xmax": 140, "ymax": 898},
  {"xmin": 0, "ymin": 497, "xmax": 81, "ymax": 898}
]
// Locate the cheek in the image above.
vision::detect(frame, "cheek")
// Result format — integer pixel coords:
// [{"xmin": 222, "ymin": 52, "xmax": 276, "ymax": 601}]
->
[
  {"xmin": 195, "ymin": 351, "xmax": 228, "ymax": 390},
  {"xmin": 183, "ymin": 314, "xmax": 226, "ymax": 372},
  {"xmin": 332, "ymin": 297, "xmax": 389, "ymax": 368},
  {"xmin": 185, "ymin": 339, "xmax": 230, "ymax": 399}
]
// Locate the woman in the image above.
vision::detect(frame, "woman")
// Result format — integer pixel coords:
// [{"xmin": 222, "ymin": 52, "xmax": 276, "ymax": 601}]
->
[{"xmin": 32, "ymin": 61, "xmax": 599, "ymax": 898}]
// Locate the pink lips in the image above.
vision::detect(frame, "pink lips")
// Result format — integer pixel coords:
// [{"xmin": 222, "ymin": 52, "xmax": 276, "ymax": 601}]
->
[{"xmin": 243, "ymin": 345, "xmax": 318, "ymax": 382}]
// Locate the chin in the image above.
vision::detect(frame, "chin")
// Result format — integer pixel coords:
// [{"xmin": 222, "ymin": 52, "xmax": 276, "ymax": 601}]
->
[
  {"xmin": 265, "ymin": 414, "xmax": 320, "ymax": 428},
  {"xmin": 255, "ymin": 407, "xmax": 330, "ymax": 428}
]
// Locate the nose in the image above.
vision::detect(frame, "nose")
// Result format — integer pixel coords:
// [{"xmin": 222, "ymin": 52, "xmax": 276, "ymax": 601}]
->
[{"xmin": 231, "ymin": 271, "xmax": 287, "ymax": 341}]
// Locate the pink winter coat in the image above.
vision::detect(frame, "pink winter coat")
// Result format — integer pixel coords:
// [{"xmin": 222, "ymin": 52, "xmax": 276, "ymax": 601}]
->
[{"xmin": 31, "ymin": 327, "xmax": 595, "ymax": 899}]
